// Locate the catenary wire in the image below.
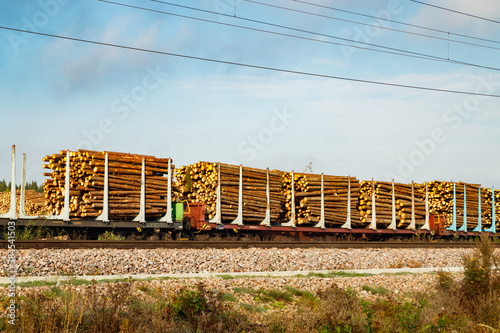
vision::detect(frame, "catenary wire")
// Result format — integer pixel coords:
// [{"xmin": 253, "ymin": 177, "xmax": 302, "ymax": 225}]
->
[
  {"xmin": 292, "ymin": 0, "xmax": 500, "ymax": 45},
  {"xmin": 141, "ymin": 0, "xmax": 500, "ymax": 72},
  {"xmin": 1, "ymin": 25, "xmax": 499, "ymax": 98},
  {"xmin": 243, "ymin": 0, "xmax": 500, "ymax": 51},
  {"xmin": 150, "ymin": 0, "xmax": 445, "ymax": 60},
  {"xmin": 410, "ymin": 0, "xmax": 500, "ymax": 25}
]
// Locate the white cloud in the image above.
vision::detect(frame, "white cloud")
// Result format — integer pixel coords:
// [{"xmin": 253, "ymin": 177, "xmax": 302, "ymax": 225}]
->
[
  {"xmin": 40, "ymin": 14, "xmax": 167, "ymax": 92},
  {"xmin": 409, "ymin": 0, "xmax": 500, "ymax": 36}
]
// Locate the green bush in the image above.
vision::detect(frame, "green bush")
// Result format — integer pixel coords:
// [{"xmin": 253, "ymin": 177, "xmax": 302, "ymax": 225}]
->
[
  {"xmin": 97, "ymin": 230, "xmax": 125, "ymax": 241},
  {"xmin": 168, "ymin": 287, "xmax": 207, "ymax": 320},
  {"xmin": 460, "ymin": 235, "xmax": 500, "ymax": 328},
  {"xmin": 361, "ymin": 285, "xmax": 388, "ymax": 296}
]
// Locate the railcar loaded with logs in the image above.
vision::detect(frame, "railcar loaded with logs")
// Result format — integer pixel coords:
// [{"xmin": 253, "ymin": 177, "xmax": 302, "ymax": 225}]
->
[{"xmin": 1, "ymin": 145, "xmax": 498, "ymax": 239}]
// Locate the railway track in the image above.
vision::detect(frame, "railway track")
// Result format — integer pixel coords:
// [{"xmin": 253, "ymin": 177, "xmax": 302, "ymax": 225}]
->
[{"xmin": 2, "ymin": 240, "xmax": 497, "ymax": 249}]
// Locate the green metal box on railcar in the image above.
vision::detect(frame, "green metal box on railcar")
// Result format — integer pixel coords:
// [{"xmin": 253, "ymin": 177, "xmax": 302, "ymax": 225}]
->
[{"xmin": 173, "ymin": 202, "xmax": 184, "ymax": 222}]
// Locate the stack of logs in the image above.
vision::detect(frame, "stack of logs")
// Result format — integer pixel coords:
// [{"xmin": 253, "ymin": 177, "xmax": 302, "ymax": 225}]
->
[
  {"xmin": 426, "ymin": 181, "xmax": 500, "ymax": 229},
  {"xmin": 455, "ymin": 183, "xmax": 481, "ymax": 230},
  {"xmin": 175, "ymin": 162, "xmax": 286, "ymax": 223},
  {"xmin": 0, "ymin": 191, "xmax": 47, "ymax": 216},
  {"xmin": 280, "ymin": 173, "xmax": 360, "ymax": 226},
  {"xmin": 176, "ymin": 163, "xmax": 361, "ymax": 226},
  {"xmin": 483, "ymin": 188, "xmax": 500, "ymax": 228},
  {"xmin": 39, "ymin": 150, "xmax": 500, "ymax": 228},
  {"xmin": 358, "ymin": 181, "xmax": 426, "ymax": 228},
  {"xmin": 43, "ymin": 150, "xmax": 175, "ymax": 220},
  {"xmin": 427, "ymin": 181, "xmax": 453, "ymax": 226}
]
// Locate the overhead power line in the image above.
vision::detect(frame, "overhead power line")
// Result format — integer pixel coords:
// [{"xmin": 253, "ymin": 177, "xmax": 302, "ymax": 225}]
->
[
  {"xmin": 410, "ymin": 0, "xmax": 500, "ymax": 25},
  {"xmin": 1, "ymin": 25, "xmax": 499, "ymax": 98},
  {"xmin": 292, "ymin": 0, "xmax": 500, "ymax": 45},
  {"xmin": 244, "ymin": 0, "xmax": 500, "ymax": 51},
  {"xmin": 137, "ymin": 0, "xmax": 444, "ymax": 62},
  {"xmin": 140, "ymin": 0, "xmax": 500, "ymax": 72}
]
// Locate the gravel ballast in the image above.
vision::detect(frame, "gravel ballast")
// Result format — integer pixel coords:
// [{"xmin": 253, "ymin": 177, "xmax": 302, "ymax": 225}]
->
[{"xmin": 1, "ymin": 247, "xmax": 471, "ymax": 277}]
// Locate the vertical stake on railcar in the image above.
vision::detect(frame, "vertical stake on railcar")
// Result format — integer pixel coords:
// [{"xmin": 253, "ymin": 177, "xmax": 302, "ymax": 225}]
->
[
  {"xmin": 19, "ymin": 153, "xmax": 38, "ymax": 219},
  {"xmin": 407, "ymin": 181, "xmax": 416, "ymax": 230},
  {"xmin": 133, "ymin": 158, "xmax": 146, "ymax": 223},
  {"xmin": 19, "ymin": 153, "xmax": 27, "ymax": 217},
  {"xmin": 473, "ymin": 187, "xmax": 482, "ymax": 232},
  {"xmin": 96, "ymin": 153, "xmax": 109, "ymax": 223},
  {"xmin": 158, "ymin": 158, "xmax": 173, "ymax": 223},
  {"xmin": 0, "ymin": 145, "xmax": 17, "ymax": 220},
  {"xmin": 314, "ymin": 173, "xmax": 325, "ymax": 229},
  {"xmin": 230, "ymin": 165, "xmax": 244, "ymax": 226},
  {"xmin": 458, "ymin": 184, "xmax": 467, "ymax": 232},
  {"xmin": 209, "ymin": 162, "xmax": 222, "ymax": 224},
  {"xmin": 388, "ymin": 179, "xmax": 397, "ymax": 230},
  {"xmin": 447, "ymin": 182, "xmax": 457, "ymax": 231},
  {"xmin": 281, "ymin": 170, "xmax": 296, "ymax": 228},
  {"xmin": 368, "ymin": 178, "xmax": 377, "ymax": 230},
  {"xmin": 62, "ymin": 150, "xmax": 71, "ymax": 221},
  {"xmin": 421, "ymin": 182, "xmax": 430, "ymax": 230},
  {"xmin": 260, "ymin": 168, "xmax": 271, "ymax": 227},
  {"xmin": 341, "ymin": 176, "xmax": 352, "ymax": 230},
  {"xmin": 341, "ymin": 175, "xmax": 352, "ymax": 230},
  {"xmin": 485, "ymin": 187, "xmax": 496, "ymax": 233}
]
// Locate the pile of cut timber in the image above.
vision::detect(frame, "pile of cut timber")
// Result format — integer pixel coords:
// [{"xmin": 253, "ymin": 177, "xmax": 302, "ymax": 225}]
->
[
  {"xmin": 426, "ymin": 181, "xmax": 499, "ymax": 229},
  {"xmin": 280, "ymin": 173, "xmax": 360, "ymax": 226},
  {"xmin": 175, "ymin": 162, "xmax": 286, "ymax": 223},
  {"xmin": 24, "ymin": 190, "xmax": 46, "ymax": 207},
  {"xmin": 482, "ymin": 188, "xmax": 500, "ymax": 228},
  {"xmin": 427, "ymin": 181, "xmax": 454, "ymax": 226},
  {"xmin": 43, "ymin": 150, "xmax": 175, "ymax": 220},
  {"xmin": 0, "ymin": 191, "xmax": 47, "ymax": 216},
  {"xmin": 455, "ymin": 183, "xmax": 481, "ymax": 230},
  {"xmin": 280, "ymin": 172, "xmax": 307, "ymax": 223},
  {"xmin": 175, "ymin": 163, "xmax": 361, "ymax": 226},
  {"xmin": 358, "ymin": 181, "xmax": 426, "ymax": 228}
]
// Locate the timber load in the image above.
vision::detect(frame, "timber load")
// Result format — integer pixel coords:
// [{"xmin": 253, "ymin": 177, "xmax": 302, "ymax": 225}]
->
[
  {"xmin": 358, "ymin": 181, "xmax": 426, "ymax": 228},
  {"xmin": 426, "ymin": 181, "xmax": 500, "ymax": 229},
  {"xmin": 175, "ymin": 163, "xmax": 360, "ymax": 226},
  {"xmin": 43, "ymin": 150, "xmax": 176, "ymax": 220},
  {"xmin": 33, "ymin": 148, "xmax": 500, "ymax": 229},
  {"xmin": 175, "ymin": 162, "xmax": 287, "ymax": 224},
  {"xmin": 280, "ymin": 172, "xmax": 360, "ymax": 226},
  {"xmin": 0, "ymin": 191, "xmax": 47, "ymax": 216},
  {"xmin": 483, "ymin": 188, "xmax": 500, "ymax": 228}
]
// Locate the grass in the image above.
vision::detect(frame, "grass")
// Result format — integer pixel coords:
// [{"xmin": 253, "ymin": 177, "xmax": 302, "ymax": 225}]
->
[
  {"xmin": 293, "ymin": 271, "xmax": 375, "ymax": 278},
  {"xmin": 240, "ymin": 303, "xmax": 267, "ymax": 313},
  {"xmin": 2, "ymin": 235, "xmax": 499, "ymax": 332},
  {"xmin": 361, "ymin": 285, "xmax": 388, "ymax": 295},
  {"xmin": 284, "ymin": 286, "xmax": 317, "ymax": 301},
  {"xmin": 2, "ymin": 221, "xmax": 63, "ymax": 240},
  {"xmin": 221, "ymin": 293, "xmax": 238, "ymax": 302},
  {"xmin": 97, "ymin": 230, "xmax": 125, "ymax": 241},
  {"xmin": 328, "ymin": 271, "xmax": 374, "ymax": 278},
  {"xmin": 3, "ymin": 277, "xmax": 141, "ymax": 289},
  {"xmin": 11, "ymin": 280, "xmax": 57, "ymax": 288},
  {"xmin": 264, "ymin": 289, "xmax": 293, "ymax": 302}
]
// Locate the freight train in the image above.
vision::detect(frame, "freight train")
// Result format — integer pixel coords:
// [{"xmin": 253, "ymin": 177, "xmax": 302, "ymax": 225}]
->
[{"xmin": 0, "ymin": 145, "xmax": 498, "ymax": 240}]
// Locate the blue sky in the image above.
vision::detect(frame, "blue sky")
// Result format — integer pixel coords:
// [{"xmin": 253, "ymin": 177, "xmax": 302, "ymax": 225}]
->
[{"xmin": 1, "ymin": 0, "xmax": 500, "ymax": 188}]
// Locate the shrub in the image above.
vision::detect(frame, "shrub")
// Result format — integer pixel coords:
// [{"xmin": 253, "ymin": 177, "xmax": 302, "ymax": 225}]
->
[
  {"xmin": 437, "ymin": 270, "xmax": 454, "ymax": 291},
  {"xmin": 460, "ymin": 235, "xmax": 500, "ymax": 328},
  {"xmin": 97, "ymin": 230, "xmax": 125, "ymax": 241},
  {"xmin": 317, "ymin": 285, "xmax": 364, "ymax": 332},
  {"xmin": 361, "ymin": 285, "xmax": 388, "ymax": 296}
]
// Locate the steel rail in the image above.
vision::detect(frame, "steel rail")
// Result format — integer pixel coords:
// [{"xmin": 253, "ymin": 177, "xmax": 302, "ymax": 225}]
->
[{"xmin": 1, "ymin": 240, "xmax": 496, "ymax": 249}]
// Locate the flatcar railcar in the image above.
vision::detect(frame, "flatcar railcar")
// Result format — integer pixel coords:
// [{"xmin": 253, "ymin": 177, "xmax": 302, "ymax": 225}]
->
[{"xmin": 0, "ymin": 146, "xmax": 497, "ymax": 240}]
